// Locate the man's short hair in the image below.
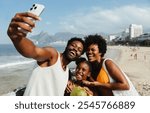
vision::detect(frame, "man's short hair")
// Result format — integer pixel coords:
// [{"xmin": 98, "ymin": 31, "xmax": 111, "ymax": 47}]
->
[{"xmin": 67, "ymin": 37, "xmax": 85, "ymax": 55}]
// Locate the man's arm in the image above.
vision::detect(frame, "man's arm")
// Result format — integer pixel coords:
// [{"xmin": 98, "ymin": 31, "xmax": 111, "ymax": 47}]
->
[{"xmin": 7, "ymin": 12, "xmax": 56, "ymax": 61}]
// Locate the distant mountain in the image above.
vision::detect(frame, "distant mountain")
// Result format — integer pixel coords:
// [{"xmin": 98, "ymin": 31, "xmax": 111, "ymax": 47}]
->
[
  {"xmin": 54, "ymin": 32, "xmax": 85, "ymax": 41},
  {"xmin": 29, "ymin": 31, "xmax": 57, "ymax": 45},
  {"xmin": 29, "ymin": 31, "xmax": 110, "ymax": 46},
  {"xmin": 29, "ymin": 31, "xmax": 85, "ymax": 45}
]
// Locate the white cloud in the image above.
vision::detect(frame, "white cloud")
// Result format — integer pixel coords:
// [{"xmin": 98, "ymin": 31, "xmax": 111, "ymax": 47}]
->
[{"xmin": 59, "ymin": 5, "xmax": 150, "ymax": 34}]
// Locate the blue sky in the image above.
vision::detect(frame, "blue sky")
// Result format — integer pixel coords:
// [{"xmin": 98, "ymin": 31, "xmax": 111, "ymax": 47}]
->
[{"xmin": 1, "ymin": 0, "xmax": 150, "ymax": 44}]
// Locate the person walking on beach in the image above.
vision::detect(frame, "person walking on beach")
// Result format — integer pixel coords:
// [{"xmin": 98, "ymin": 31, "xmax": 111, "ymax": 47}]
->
[
  {"xmin": 83, "ymin": 34, "xmax": 139, "ymax": 96},
  {"xmin": 7, "ymin": 12, "xmax": 85, "ymax": 96}
]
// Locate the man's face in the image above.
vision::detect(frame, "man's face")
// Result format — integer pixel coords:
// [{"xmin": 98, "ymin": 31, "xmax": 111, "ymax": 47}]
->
[{"xmin": 65, "ymin": 40, "xmax": 84, "ymax": 61}]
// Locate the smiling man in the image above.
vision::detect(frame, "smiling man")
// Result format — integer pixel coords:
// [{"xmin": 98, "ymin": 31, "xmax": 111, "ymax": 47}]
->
[{"xmin": 7, "ymin": 12, "xmax": 85, "ymax": 96}]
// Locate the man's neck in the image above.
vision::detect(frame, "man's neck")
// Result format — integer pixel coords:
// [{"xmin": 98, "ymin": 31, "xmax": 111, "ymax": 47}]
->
[{"xmin": 60, "ymin": 53, "xmax": 71, "ymax": 71}]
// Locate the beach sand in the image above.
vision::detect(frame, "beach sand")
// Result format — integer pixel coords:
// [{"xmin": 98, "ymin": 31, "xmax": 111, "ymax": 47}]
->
[
  {"xmin": 0, "ymin": 75, "xmax": 28, "ymax": 95},
  {"xmin": 0, "ymin": 63, "xmax": 35, "ymax": 95},
  {"xmin": 108, "ymin": 46, "xmax": 150, "ymax": 96},
  {"xmin": 1, "ymin": 46, "xmax": 150, "ymax": 96}
]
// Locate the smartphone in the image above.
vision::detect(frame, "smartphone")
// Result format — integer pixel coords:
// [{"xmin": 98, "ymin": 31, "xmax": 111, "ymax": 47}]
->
[
  {"xmin": 28, "ymin": 4, "xmax": 45, "ymax": 16},
  {"xmin": 19, "ymin": 4, "xmax": 45, "ymax": 34}
]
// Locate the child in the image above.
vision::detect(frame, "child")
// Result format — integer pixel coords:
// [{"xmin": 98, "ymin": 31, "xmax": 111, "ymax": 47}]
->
[{"xmin": 65, "ymin": 58, "xmax": 96, "ymax": 96}]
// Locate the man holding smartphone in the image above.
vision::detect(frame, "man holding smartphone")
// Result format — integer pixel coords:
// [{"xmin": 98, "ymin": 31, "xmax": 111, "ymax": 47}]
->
[{"xmin": 7, "ymin": 12, "xmax": 85, "ymax": 96}]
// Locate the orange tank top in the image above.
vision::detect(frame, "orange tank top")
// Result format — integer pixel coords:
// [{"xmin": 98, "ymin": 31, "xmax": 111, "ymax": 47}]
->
[
  {"xmin": 96, "ymin": 66, "xmax": 113, "ymax": 96},
  {"xmin": 96, "ymin": 66, "xmax": 110, "ymax": 83}
]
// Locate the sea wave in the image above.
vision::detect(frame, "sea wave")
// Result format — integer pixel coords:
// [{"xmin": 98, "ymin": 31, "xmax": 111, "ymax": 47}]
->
[{"xmin": 0, "ymin": 60, "xmax": 35, "ymax": 69}]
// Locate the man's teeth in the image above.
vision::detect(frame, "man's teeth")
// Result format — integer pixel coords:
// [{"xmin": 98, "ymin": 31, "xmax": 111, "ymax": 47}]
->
[{"xmin": 70, "ymin": 51, "xmax": 75, "ymax": 55}]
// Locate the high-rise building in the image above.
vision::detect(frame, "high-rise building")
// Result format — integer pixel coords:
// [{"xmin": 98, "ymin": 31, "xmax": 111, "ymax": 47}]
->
[{"xmin": 129, "ymin": 24, "xmax": 143, "ymax": 39}]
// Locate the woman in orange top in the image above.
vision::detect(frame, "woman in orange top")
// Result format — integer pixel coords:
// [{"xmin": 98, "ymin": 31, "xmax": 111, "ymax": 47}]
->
[{"xmin": 83, "ymin": 34, "xmax": 130, "ymax": 96}]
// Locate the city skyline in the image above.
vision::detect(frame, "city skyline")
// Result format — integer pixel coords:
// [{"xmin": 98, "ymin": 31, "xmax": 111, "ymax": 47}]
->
[{"xmin": 1, "ymin": 0, "xmax": 150, "ymax": 44}]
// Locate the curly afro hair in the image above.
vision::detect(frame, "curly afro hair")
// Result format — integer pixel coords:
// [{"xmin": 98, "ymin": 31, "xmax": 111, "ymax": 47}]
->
[{"xmin": 84, "ymin": 34, "xmax": 107, "ymax": 57}]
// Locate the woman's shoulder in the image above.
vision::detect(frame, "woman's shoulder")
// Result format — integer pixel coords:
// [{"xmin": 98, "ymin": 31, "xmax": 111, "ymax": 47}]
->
[
  {"xmin": 103, "ymin": 58, "xmax": 117, "ymax": 72},
  {"xmin": 103, "ymin": 58, "xmax": 114, "ymax": 66}
]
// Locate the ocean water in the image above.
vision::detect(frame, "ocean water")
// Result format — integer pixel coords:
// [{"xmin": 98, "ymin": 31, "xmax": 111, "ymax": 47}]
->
[
  {"xmin": 0, "ymin": 44, "xmax": 120, "ymax": 95},
  {"xmin": 0, "ymin": 44, "xmax": 66, "ymax": 95},
  {"xmin": 0, "ymin": 44, "xmax": 65, "ymax": 69}
]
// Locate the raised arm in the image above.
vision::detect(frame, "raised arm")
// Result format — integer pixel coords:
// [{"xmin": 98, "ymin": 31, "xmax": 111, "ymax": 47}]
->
[{"xmin": 7, "ymin": 12, "xmax": 57, "ymax": 62}]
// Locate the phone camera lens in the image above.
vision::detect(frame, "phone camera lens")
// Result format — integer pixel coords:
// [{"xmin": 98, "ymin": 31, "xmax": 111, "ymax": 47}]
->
[
  {"xmin": 30, "ymin": 8, "xmax": 33, "ymax": 11},
  {"xmin": 34, "ymin": 6, "xmax": 37, "ymax": 9},
  {"xmin": 33, "ymin": 4, "xmax": 35, "ymax": 7}
]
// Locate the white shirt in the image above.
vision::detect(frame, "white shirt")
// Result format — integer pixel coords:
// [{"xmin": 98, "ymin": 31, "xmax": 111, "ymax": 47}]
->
[{"xmin": 24, "ymin": 53, "xmax": 69, "ymax": 96}]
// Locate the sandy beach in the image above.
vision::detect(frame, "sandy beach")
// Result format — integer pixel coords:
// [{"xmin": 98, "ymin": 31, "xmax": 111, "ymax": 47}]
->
[
  {"xmin": 0, "ymin": 62, "xmax": 35, "ymax": 95},
  {"xmin": 0, "ymin": 46, "xmax": 150, "ymax": 96},
  {"xmin": 109, "ymin": 46, "xmax": 150, "ymax": 96}
]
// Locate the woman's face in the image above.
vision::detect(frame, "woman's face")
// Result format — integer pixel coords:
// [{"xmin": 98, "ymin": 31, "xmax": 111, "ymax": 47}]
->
[
  {"xmin": 86, "ymin": 44, "xmax": 101, "ymax": 62},
  {"xmin": 75, "ymin": 62, "xmax": 91, "ymax": 81}
]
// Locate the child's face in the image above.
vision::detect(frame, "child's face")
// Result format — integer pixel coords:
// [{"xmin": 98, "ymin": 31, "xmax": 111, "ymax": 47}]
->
[{"xmin": 75, "ymin": 62, "xmax": 91, "ymax": 81}]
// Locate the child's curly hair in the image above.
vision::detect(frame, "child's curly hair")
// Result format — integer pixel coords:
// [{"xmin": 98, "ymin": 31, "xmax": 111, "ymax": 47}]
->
[{"xmin": 75, "ymin": 57, "xmax": 92, "ymax": 72}]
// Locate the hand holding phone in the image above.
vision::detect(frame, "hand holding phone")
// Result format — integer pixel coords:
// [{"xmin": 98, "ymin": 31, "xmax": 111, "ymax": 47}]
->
[{"xmin": 19, "ymin": 4, "xmax": 45, "ymax": 34}]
